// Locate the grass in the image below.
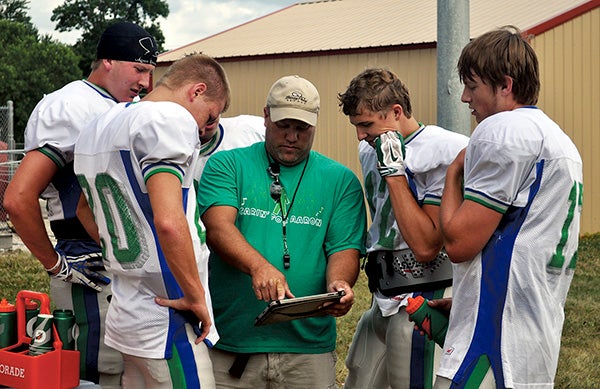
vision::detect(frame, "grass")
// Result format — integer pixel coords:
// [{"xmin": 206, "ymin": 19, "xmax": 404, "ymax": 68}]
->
[
  {"xmin": 2, "ymin": 234, "xmax": 600, "ymax": 387},
  {"xmin": 0, "ymin": 248, "xmax": 50, "ymax": 300},
  {"xmin": 553, "ymin": 233, "xmax": 600, "ymax": 388}
]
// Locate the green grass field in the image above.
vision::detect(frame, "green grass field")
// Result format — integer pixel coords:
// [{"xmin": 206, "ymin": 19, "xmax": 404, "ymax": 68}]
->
[{"xmin": 1, "ymin": 233, "xmax": 599, "ymax": 387}]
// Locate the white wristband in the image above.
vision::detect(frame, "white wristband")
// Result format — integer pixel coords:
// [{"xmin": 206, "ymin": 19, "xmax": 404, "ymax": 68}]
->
[{"xmin": 45, "ymin": 253, "xmax": 62, "ymax": 274}]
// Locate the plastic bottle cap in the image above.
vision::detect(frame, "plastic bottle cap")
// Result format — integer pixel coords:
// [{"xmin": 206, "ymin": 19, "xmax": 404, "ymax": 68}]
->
[
  {"xmin": 0, "ymin": 298, "xmax": 16, "ymax": 312},
  {"xmin": 405, "ymin": 295, "xmax": 425, "ymax": 315},
  {"xmin": 25, "ymin": 298, "xmax": 39, "ymax": 310},
  {"xmin": 53, "ymin": 309, "xmax": 74, "ymax": 318}
]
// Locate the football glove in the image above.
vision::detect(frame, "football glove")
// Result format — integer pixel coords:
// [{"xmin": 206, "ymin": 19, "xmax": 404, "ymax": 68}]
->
[
  {"xmin": 48, "ymin": 251, "xmax": 110, "ymax": 292},
  {"xmin": 374, "ymin": 131, "xmax": 406, "ymax": 177}
]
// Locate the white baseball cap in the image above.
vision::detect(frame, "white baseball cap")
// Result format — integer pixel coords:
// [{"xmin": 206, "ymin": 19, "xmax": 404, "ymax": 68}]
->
[{"xmin": 266, "ymin": 75, "xmax": 320, "ymax": 126}]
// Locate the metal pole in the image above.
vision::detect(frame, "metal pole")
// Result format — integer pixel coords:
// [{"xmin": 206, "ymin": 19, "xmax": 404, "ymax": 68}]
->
[
  {"xmin": 437, "ymin": 0, "xmax": 471, "ymax": 136},
  {"xmin": 7, "ymin": 100, "xmax": 15, "ymax": 177}
]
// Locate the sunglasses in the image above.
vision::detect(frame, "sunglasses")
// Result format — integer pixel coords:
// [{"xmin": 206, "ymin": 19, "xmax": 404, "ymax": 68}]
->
[
  {"xmin": 267, "ymin": 161, "xmax": 291, "ymax": 268},
  {"xmin": 267, "ymin": 162, "xmax": 283, "ymax": 202}
]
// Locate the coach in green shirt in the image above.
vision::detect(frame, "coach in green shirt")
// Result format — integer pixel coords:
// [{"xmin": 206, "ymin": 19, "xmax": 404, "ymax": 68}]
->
[{"xmin": 198, "ymin": 75, "xmax": 367, "ymax": 388}]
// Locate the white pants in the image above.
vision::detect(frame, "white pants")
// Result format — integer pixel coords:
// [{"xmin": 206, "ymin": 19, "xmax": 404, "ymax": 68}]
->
[
  {"xmin": 432, "ymin": 369, "xmax": 497, "ymax": 389},
  {"xmin": 121, "ymin": 324, "xmax": 215, "ymax": 388},
  {"xmin": 344, "ymin": 288, "xmax": 451, "ymax": 389}
]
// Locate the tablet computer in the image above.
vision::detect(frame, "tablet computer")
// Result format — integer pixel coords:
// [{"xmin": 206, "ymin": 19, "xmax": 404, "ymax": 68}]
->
[{"xmin": 254, "ymin": 290, "xmax": 346, "ymax": 326}]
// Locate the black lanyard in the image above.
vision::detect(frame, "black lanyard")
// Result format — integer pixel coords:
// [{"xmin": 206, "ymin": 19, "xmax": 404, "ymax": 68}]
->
[{"xmin": 266, "ymin": 154, "xmax": 309, "ymax": 269}]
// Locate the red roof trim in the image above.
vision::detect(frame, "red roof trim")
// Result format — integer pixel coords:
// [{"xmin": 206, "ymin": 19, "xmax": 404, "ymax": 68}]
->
[
  {"xmin": 524, "ymin": 0, "xmax": 599, "ymax": 36},
  {"xmin": 158, "ymin": 0, "xmax": 598, "ymax": 66}
]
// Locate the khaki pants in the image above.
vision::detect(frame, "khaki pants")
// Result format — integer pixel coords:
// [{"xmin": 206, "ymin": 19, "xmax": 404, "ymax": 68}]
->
[{"xmin": 209, "ymin": 347, "xmax": 337, "ymax": 389}]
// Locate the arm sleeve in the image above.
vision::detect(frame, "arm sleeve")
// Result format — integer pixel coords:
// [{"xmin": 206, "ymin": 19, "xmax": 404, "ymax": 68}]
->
[
  {"xmin": 323, "ymin": 168, "xmax": 367, "ymax": 256},
  {"xmin": 197, "ymin": 151, "xmax": 240, "ymax": 215},
  {"xmin": 131, "ymin": 105, "xmax": 198, "ymax": 184},
  {"xmin": 464, "ymin": 120, "xmax": 542, "ymax": 213}
]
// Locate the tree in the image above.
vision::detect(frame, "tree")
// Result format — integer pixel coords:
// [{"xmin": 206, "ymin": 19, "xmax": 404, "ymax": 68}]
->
[
  {"xmin": 51, "ymin": 0, "xmax": 169, "ymax": 76},
  {"xmin": 0, "ymin": 0, "xmax": 31, "ymax": 25},
  {"xmin": 0, "ymin": 20, "xmax": 81, "ymax": 143}
]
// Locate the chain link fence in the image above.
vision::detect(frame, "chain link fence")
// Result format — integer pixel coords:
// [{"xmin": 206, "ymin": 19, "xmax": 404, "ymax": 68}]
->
[{"xmin": 0, "ymin": 101, "xmax": 25, "ymax": 246}]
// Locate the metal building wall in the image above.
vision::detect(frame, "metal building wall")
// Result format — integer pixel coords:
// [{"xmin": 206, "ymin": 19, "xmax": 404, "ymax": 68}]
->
[
  {"xmin": 215, "ymin": 48, "xmax": 438, "ymax": 181},
  {"xmin": 531, "ymin": 7, "xmax": 599, "ymax": 234}
]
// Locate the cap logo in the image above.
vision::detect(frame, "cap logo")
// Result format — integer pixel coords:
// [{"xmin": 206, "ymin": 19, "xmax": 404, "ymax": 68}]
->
[
  {"xmin": 286, "ymin": 91, "xmax": 308, "ymax": 105},
  {"xmin": 136, "ymin": 36, "xmax": 157, "ymax": 64},
  {"xmin": 96, "ymin": 22, "xmax": 158, "ymax": 66},
  {"xmin": 266, "ymin": 75, "xmax": 320, "ymax": 125}
]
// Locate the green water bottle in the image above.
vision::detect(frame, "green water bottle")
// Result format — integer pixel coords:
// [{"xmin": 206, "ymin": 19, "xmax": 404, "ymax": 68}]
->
[
  {"xmin": 53, "ymin": 309, "xmax": 76, "ymax": 350},
  {"xmin": 405, "ymin": 295, "xmax": 448, "ymax": 347},
  {"xmin": 0, "ymin": 298, "xmax": 17, "ymax": 348},
  {"xmin": 25, "ymin": 298, "xmax": 40, "ymax": 338},
  {"xmin": 29, "ymin": 313, "xmax": 54, "ymax": 355}
]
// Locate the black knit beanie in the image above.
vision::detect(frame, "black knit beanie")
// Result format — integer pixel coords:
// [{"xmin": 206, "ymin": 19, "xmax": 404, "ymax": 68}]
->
[{"xmin": 96, "ymin": 21, "xmax": 158, "ymax": 66}]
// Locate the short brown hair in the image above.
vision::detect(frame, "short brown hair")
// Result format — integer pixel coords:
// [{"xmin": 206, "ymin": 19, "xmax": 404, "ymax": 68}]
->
[
  {"xmin": 338, "ymin": 68, "xmax": 412, "ymax": 119},
  {"xmin": 156, "ymin": 54, "xmax": 231, "ymax": 112},
  {"xmin": 458, "ymin": 26, "xmax": 540, "ymax": 105}
]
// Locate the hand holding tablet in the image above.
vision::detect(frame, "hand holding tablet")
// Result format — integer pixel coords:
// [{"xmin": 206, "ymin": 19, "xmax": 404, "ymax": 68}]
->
[{"xmin": 254, "ymin": 290, "xmax": 346, "ymax": 326}]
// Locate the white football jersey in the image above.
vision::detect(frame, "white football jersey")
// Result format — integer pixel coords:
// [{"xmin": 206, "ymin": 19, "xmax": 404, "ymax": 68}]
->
[
  {"xmin": 25, "ymin": 80, "xmax": 117, "ymax": 222},
  {"xmin": 74, "ymin": 101, "xmax": 218, "ymax": 358},
  {"xmin": 362, "ymin": 125, "xmax": 469, "ymax": 316},
  {"xmin": 361, "ymin": 125, "xmax": 469, "ymax": 253},
  {"xmin": 195, "ymin": 114, "xmax": 265, "ymax": 177},
  {"xmin": 193, "ymin": 115, "xmax": 265, "ymax": 258},
  {"xmin": 437, "ymin": 107, "xmax": 583, "ymax": 388}
]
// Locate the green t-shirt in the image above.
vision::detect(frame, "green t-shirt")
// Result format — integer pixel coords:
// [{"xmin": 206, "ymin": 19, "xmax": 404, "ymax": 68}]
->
[{"xmin": 198, "ymin": 142, "xmax": 366, "ymax": 353}]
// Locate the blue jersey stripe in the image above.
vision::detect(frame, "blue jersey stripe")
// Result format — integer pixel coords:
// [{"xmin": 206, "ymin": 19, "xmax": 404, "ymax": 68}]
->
[
  {"xmin": 169, "ymin": 312, "xmax": 201, "ymax": 388},
  {"xmin": 452, "ymin": 161, "xmax": 544, "ymax": 388},
  {"xmin": 119, "ymin": 149, "xmax": 191, "ymax": 358}
]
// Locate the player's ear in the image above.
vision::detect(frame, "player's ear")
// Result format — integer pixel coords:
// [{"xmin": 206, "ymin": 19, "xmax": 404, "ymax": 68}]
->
[
  {"xmin": 101, "ymin": 59, "xmax": 113, "ymax": 71},
  {"xmin": 263, "ymin": 107, "xmax": 270, "ymax": 126},
  {"xmin": 391, "ymin": 104, "xmax": 403, "ymax": 121},
  {"xmin": 501, "ymin": 76, "xmax": 513, "ymax": 95},
  {"xmin": 190, "ymin": 83, "xmax": 207, "ymax": 100}
]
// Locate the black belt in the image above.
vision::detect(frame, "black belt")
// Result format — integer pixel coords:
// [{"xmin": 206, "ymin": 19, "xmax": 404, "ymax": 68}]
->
[
  {"xmin": 229, "ymin": 353, "xmax": 257, "ymax": 379},
  {"xmin": 365, "ymin": 248, "xmax": 453, "ymax": 296}
]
